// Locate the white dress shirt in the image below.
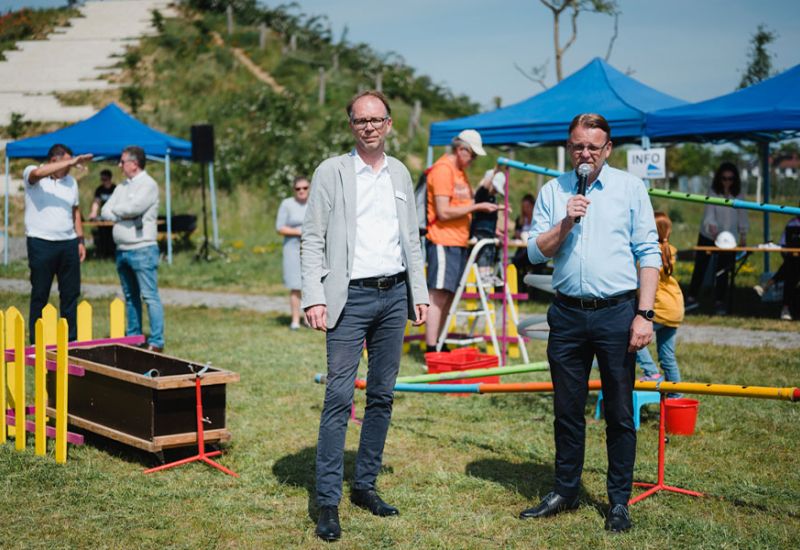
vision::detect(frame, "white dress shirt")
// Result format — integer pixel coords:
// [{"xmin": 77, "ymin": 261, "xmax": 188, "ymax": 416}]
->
[{"xmin": 350, "ymin": 151, "xmax": 405, "ymax": 279}]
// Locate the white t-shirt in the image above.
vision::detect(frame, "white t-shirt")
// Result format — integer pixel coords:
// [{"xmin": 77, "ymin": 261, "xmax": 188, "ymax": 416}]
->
[{"xmin": 23, "ymin": 165, "xmax": 79, "ymax": 241}]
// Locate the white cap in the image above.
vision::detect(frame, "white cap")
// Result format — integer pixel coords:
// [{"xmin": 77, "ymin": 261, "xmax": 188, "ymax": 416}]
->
[
  {"xmin": 715, "ymin": 231, "xmax": 737, "ymax": 249},
  {"xmin": 491, "ymin": 171, "xmax": 506, "ymax": 195},
  {"xmin": 456, "ymin": 129, "xmax": 487, "ymax": 156}
]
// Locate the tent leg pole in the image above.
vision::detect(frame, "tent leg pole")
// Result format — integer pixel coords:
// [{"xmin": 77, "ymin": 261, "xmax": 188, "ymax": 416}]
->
[
  {"xmin": 165, "ymin": 152, "xmax": 173, "ymax": 265},
  {"xmin": 426, "ymin": 146, "xmax": 433, "ymax": 168},
  {"xmin": 4, "ymin": 155, "xmax": 9, "ymax": 266},
  {"xmin": 208, "ymin": 162, "xmax": 219, "ymax": 248},
  {"xmin": 760, "ymin": 142, "xmax": 770, "ymax": 272}
]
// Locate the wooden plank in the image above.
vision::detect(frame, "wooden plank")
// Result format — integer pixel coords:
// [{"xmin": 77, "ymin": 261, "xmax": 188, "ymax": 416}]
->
[
  {"xmin": 44, "ymin": 345, "xmax": 239, "ymax": 390},
  {"xmin": 152, "ymin": 429, "xmax": 232, "ymax": 449},
  {"xmin": 49, "ymin": 409, "xmax": 159, "ymax": 453},
  {"xmin": 50, "ymin": 409, "xmax": 230, "ymax": 452},
  {"xmin": 77, "ymin": 301, "xmax": 92, "ymax": 342},
  {"xmin": 35, "ymin": 321, "xmax": 46, "ymax": 456},
  {"xmin": 14, "ymin": 315, "xmax": 25, "ymax": 451},
  {"xmin": 6, "ymin": 413, "xmax": 84, "ymax": 445}
]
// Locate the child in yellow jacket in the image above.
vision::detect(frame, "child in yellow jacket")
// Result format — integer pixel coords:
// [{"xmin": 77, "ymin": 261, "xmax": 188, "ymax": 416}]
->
[{"xmin": 638, "ymin": 212, "xmax": 683, "ymax": 390}]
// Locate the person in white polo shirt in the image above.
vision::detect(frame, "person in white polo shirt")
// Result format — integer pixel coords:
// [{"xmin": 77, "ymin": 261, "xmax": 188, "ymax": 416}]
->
[{"xmin": 23, "ymin": 143, "xmax": 92, "ymax": 343}]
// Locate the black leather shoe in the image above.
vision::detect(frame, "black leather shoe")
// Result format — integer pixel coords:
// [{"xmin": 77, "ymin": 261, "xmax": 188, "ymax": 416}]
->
[
  {"xmin": 604, "ymin": 504, "xmax": 632, "ymax": 533},
  {"xmin": 350, "ymin": 489, "xmax": 399, "ymax": 517},
  {"xmin": 519, "ymin": 491, "xmax": 579, "ymax": 519},
  {"xmin": 315, "ymin": 506, "xmax": 341, "ymax": 542}
]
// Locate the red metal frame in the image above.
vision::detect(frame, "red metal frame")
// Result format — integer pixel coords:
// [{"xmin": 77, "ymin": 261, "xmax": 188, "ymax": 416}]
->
[
  {"xmin": 629, "ymin": 393, "xmax": 705, "ymax": 504},
  {"xmin": 143, "ymin": 374, "xmax": 238, "ymax": 477}
]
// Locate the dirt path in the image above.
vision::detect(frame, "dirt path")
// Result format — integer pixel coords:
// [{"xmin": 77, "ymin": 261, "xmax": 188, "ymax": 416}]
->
[{"xmin": 211, "ymin": 32, "xmax": 285, "ymax": 94}]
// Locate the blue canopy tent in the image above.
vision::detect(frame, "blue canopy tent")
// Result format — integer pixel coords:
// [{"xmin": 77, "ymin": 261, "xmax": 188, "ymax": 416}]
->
[
  {"xmin": 646, "ymin": 63, "xmax": 800, "ymax": 267},
  {"xmin": 3, "ymin": 103, "xmax": 216, "ymax": 265},
  {"xmin": 428, "ymin": 57, "xmax": 687, "ymax": 151}
]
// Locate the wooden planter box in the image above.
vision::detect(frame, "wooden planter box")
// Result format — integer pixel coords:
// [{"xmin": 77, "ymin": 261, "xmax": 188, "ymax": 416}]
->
[{"xmin": 46, "ymin": 344, "xmax": 239, "ymax": 453}]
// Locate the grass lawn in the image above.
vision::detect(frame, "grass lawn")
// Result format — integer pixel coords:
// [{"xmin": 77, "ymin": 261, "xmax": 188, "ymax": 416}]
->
[{"xmin": 0, "ymin": 290, "xmax": 798, "ymax": 548}]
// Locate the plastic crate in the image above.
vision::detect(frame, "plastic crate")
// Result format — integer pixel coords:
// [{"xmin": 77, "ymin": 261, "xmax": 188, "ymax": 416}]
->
[{"xmin": 424, "ymin": 348, "xmax": 500, "ymax": 391}]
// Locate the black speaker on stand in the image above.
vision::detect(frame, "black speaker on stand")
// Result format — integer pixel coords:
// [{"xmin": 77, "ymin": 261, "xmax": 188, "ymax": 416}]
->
[{"xmin": 191, "ymin": 124, "xmax": 224, "ymax": 261}]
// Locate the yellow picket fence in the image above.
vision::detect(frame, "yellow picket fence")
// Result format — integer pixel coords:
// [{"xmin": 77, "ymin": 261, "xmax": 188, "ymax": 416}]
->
[{"xmin": 2, "ymin": 298, "xmax": 126, "ymax": 463}]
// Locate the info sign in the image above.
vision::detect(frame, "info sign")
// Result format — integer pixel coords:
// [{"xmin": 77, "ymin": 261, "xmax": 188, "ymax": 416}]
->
[{"xmin": 627, "ymin": 148, "xmax": 666, "ymax": 179}]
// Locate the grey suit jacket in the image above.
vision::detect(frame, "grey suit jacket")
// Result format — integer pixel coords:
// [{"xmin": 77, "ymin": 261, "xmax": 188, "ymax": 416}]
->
[{"xmin": 301, "ymin": 152, "xmax": 429, "ymax": 328}]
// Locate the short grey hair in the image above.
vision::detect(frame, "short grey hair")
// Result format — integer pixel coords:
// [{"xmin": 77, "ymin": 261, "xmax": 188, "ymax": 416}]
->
[{"xmin": 122, "ymin": 145, "xmax": 146, "ymax": 169}]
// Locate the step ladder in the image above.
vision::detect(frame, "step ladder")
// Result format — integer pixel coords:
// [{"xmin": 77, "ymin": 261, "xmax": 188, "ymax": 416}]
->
[{"xmin": 435, "ymin": 238, "xmax": 529, "ymax": 365}]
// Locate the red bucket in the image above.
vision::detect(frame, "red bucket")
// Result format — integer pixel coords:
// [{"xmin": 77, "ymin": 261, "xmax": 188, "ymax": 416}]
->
[{"xmin": 664, "ymin": 398, "xmax": 700, "ymax": 435}]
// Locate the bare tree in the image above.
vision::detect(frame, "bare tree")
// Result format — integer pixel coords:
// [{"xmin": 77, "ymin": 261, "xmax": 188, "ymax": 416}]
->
[{"xmin": 517, "ymin": 0, "xmax": 619, "ymax": 85}]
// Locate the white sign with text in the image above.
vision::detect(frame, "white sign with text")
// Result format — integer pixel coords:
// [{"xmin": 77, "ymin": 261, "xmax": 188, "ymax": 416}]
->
[{"xmin": 627, "ymin": 148, "xmax": 666, "ymax": 179}]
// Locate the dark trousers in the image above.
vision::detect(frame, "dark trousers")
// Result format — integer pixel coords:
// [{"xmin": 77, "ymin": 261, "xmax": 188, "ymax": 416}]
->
[
  {"xmin": 546, "ymin": 297, "xmax": 637, "ymax": 505},
  {"xmin": 774, "ymin": 254, "xmax": 800, "ymax": 308},
  {"xmin": 316, "ymin": 280, "xmax": 408, "ymax": 507},
  {"xmin": 688, "ymin": 234, "xmax": 735, "ymax": 302},
  {"xmin": 27, "ymin": 237, "xmax": 80, "ymax": 343}
]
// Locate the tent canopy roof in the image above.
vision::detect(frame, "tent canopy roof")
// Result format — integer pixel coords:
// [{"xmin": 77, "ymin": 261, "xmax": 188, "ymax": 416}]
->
[
  {"xmin": 645, "ymin": 63, "xmax": 800, "ymax": 142},
  {"xmin": 429, "ymin": 58, "xmax": 686, "ymax": 147},
  {"xmin": 6, "ymin": 103, "xmax": 192, "ymax": 159}
]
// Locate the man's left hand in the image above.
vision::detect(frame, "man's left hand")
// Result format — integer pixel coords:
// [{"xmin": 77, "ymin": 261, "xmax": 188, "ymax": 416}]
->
[
  {"xmin": 413, "ymin": 304, "xmax": 428, "ymax": 326},
  {"xmin": 78, "ymin": 243, "xmax": 86, "ymax": 262},
  {"xmin": 628, "ymin": 315, "xmax": 653, "ymax": 352}
]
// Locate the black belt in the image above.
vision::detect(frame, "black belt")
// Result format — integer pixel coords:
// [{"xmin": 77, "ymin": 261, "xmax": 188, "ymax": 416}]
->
[
  {"xmin": 555, "ymin": 290, "xmax": 636, "ymax": 310},
  {"xmin": 349, "ymin": 273, "xmax": 405, "ymax": 290}
]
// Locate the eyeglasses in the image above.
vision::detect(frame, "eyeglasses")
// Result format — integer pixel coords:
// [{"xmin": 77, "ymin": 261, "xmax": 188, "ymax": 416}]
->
[
  {"xmin": 350, "ymin": 116, "xmax": 390, "ymax": 130},
  {"xmin": 459, "ymin": 146, "xmax": 477, "ymax": 160},
  {"xmin": 294, "ymin": 186, "xmax": 309, "ymax": 191},
  {"xmin": 567, "ymin": 141, "xmax": 609, "ymax": 154},
  {"xmin": 118, "ymin": 158, "xmax": 135, "ymax": 165}
]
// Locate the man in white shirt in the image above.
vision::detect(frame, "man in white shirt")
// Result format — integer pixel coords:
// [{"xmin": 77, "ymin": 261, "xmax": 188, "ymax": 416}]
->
[
  {"xmin": 302, "ymin": 91, "xmax": 429, "ymax": 542},
  {"xmin": 101, "ymin": 146, "xmax": 165, "ymax": 352},
  {"xmin": 23, "ymin": 143, "xmax": 92, "ymax": 342}
]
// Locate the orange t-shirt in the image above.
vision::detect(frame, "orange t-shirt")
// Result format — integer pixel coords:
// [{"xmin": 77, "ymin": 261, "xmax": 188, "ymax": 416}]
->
[{"xmin": 426, "ymin": 154, "xmax": 472, "ymax": 246}]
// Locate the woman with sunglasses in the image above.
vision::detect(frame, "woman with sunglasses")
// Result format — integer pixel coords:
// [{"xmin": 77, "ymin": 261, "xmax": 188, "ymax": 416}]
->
[
  {"xmin": 686, "ymin": 162, "xmax": 749, "ymax": 315},
  {"xmin": 276, "ymin": 176, "xmax": 311, "ymax": 329}
]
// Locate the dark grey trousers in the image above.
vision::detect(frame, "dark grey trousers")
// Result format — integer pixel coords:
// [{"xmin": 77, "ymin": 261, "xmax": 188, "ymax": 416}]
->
[{"xmin": 316, "ymin": 280, "xmax": 408, "ymax": 507}]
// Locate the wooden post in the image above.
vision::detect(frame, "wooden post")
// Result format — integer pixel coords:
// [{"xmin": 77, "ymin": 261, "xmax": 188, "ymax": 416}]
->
[
  {"xmin": 331, "ymin": 51, "xmax": 339, "ymax": 72},
  {"xmin": 375, "ymin": 70, "xmax": 383, "ymax": 92},
  {"xmin": 41, "ymin": 303, "xmax": 57, "ymax": 346},
  {"xmin": 318, "ymin": 67, "xmax": 326, "ymax": 105},
  {"xmin": 5, "ymin": 306, "xmax": 20, "ymax": 438},
  {"xmin": 35, "ymin": 320, "xmax": 46, "ymax": 456},
  {"xmin": 13, "ymin": 314, "xmax": 24, "ymax": 451},
  {"xmin": 289, "ymin": 33, "xmax": 297, "ymax": 52},
  {"xmin": 0, "ymin": 311, "xmax": 5, "ymax": 444},
  {"xmin": 408, "ymin": 99, "xmax": 422, "ymax": 139},
  {"xmin": 506, "ymin": 264, "xmax": 521, "ymax": 359},
  {"xmin": 259, "ymin": 23, "xmax": 267, "ymax": 50},
  {"xmin": 77, "ymin": 300, "xmax": 92, "ymax": 342},
  {"xmin": 110, "ymin": 298, "xmax": 125, "ymax": 338},
  {"xmin": 55, "ymin": 319, "xmax": 68, "ymax": 464},
  {"xmin": 226, "ymin": 4, "xmax": 234, "ymax": 36}
]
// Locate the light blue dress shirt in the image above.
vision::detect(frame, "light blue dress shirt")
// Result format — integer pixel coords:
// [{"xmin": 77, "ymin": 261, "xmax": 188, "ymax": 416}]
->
[{"xmin": 528, "ymin": 164, "xmax": 661, "ymax": 299}]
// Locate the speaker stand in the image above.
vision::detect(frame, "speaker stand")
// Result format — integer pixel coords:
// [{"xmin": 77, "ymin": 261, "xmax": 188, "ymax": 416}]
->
[{"xmin": 195, "ymin": 162, "xmax": 225, "ymax": 262}]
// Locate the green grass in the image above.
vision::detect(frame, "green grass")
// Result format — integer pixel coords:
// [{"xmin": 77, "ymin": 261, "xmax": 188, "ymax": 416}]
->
[{"xmin": 0, "ymin": 290, "xmax": 798, "ymax": 548}]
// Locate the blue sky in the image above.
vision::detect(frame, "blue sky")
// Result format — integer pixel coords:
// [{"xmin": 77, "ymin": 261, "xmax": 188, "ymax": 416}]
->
[{"xmin": 6, "ymin": 0, "xmax": 800, "ymax": 110}]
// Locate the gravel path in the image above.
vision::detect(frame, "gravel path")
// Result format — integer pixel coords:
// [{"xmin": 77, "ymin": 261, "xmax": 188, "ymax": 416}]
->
[
  {"xmin": 0, "ymin": 277, "xmax": 797, "ymax": 348},
  {"xmin": 0, "ymin": 278, "xmax": 288, "ymax": 315}
]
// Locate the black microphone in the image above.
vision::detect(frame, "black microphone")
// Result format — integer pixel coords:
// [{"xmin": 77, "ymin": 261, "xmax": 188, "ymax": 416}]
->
[{"xmin": 574, "ymin": 163, "xmax": 592, "ymax": 224}]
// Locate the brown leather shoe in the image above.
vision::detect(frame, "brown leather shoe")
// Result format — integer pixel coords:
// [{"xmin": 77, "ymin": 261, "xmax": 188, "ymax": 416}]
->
[{"xmin": 145, "ymin": 344, "xmax": 164, "ymax": 353}]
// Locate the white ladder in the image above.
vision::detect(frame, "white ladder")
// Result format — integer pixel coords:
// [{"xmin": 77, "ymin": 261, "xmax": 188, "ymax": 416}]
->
[{"xmin": 435, "ymin": 238, "xmax": 529, "ymax": 365}]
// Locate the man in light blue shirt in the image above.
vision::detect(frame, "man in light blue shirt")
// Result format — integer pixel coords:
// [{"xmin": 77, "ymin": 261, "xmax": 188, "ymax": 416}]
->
[{"xmin": 519, "ymin": 114, "xmax": 660, "ymax": 533}]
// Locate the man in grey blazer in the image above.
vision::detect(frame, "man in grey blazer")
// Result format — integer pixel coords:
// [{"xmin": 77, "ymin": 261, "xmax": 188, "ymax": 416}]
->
[{"xmin": 302, "ymin": 90, "xmax": 429, "ymax": 542}]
